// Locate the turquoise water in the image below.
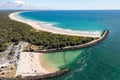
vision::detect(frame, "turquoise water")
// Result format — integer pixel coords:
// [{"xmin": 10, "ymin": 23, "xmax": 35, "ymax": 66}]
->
[
  {"xmin": 19, "ymin": 10, "xmax": 107, "ymax": 32},
  {"xmin": 40, "ymin": 49, "xmax": 84, "ymax": 72},
  {"xmin": 19, "ymin": 10, "xmax": 120, "ymax": 80}
]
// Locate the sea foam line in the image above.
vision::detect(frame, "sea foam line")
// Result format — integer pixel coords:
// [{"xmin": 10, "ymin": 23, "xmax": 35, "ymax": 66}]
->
[{"xmin": 9, "ymin": 11, "xmax": 101, "ymax": 37}]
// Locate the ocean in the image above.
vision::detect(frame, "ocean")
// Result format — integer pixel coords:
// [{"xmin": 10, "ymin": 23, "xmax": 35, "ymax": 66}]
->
[{"xmin": 19, "ymin": 10, "xmax": 120, "ymax": 80}]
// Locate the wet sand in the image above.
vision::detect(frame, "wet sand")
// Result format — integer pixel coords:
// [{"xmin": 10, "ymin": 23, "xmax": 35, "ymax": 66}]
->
[{"xmin": 9, "ymin": 12, "xmax": 101, "ymax": 38}]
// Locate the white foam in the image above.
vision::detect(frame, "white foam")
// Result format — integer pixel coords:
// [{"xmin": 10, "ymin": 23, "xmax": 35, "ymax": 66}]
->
[{"xmin": 9, "ymin": 11, "xmax": 102, "ymax": 37}]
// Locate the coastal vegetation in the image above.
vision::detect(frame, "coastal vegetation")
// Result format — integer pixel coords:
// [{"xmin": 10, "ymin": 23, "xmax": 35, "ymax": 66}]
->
[{"xmin": 0, "ymin": 11, "xmax": 97, "ymax": 52}]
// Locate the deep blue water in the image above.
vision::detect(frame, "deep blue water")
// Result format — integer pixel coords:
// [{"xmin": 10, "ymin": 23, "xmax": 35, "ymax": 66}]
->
[
  {"xmin": 19, "ymin": 10, "xmax": 112, "ymax": 32},
  {"xmin": 19, "ymin": 10, "xmax": 120, "ymax": 80}
]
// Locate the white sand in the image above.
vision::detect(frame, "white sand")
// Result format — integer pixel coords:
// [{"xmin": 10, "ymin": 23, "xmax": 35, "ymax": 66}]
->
[
  {"xmin": 9, "ymin": 12, "xmax": 101, "ymax": 37},
  {"xmin": 16, "ymin": 52, "xmax": 53, "ymax": 77}
]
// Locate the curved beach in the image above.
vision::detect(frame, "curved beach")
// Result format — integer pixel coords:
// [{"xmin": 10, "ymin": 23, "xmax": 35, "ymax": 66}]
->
[
  {"xmin": 8, "ymin": 11, "xmax": 107, "ymax": 77},
  {"xmin": 16, "ymin": 52, "xmax": 58, "ymax": 77},
  {"xmin": 9, "ymin": 12, "xmax": 101, "ymax": 38}
]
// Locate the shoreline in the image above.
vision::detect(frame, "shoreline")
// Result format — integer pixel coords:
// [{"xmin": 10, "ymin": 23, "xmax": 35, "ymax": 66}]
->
[
  {"xmin": 7, "ymin": 11, "xmax": 109, "ymax": 79},
  {"xmin": 9, "ymin": 11, "xmax": 101, "ymax": 38},
  {"xmin": 39, "ymin": 54, "xmax": 60, "ymax": 73},
  {"xmin": 15, "ymin": 30, "xmax": 109, "ymax": 77},
  {"xmin": 16, "ymin": 52, "xmax": 57, "ymax": 77},
  {"xmin": 32, "ymin": 30, "xmax": 109, "ymax": 53}
]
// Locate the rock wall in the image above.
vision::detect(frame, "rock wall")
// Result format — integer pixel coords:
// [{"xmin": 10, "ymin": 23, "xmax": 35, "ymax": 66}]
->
[{"xmin": 38, "ymin": 30, "xmax": 109, "ymax": 53}]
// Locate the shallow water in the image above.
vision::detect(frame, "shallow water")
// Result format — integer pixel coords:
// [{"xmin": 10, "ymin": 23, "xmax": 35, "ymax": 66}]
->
[
  {"xmin": 41, "ymin": 49, "xmax": 84, "ymax": 72},
  {"xmin": 19, "ymin": 10, "xmax": 120, "ymax": 80}
]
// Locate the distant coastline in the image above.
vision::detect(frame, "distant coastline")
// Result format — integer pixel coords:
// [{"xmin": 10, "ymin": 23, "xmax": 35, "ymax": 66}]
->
[
  {"xmin": 0, "ymin": 11, "xmax": 110, "ymax": 79},
  {"xmin": 9, "ymin": 11, "xmax": 101, "ymax": 38}
]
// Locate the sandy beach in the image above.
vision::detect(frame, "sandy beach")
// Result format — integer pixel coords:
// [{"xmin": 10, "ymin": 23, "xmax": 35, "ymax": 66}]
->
[
  {"xmin": 9, "ymin": 12, "xmax": 101, "ymax": 37},
  {"xmin": 9, "ymin": 11, "xmax": 102, "ymax": 77},
  {"xmin": 16, "ymin": 52, "xmax": 57, "ymax": 77}
]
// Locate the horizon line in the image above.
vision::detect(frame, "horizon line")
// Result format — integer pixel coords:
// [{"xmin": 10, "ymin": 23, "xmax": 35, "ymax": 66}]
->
[{"xmin": 1, "ymin": 9, "xmax": 120, "ymax": 11}]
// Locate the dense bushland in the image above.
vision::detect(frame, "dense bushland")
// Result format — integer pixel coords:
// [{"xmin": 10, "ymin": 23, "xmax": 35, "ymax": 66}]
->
[{"xmin": 0, "ymin": 11, "xmax": 96, "ymax": 52}]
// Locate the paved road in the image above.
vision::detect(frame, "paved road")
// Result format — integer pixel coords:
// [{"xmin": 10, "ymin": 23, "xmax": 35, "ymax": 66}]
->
[
  {"xmin": 0, "ymin": 44, "xmax": 13, "ymax": 66},
  {"xmin": 0, "ymin": 42, "xmax": 23, "ymax": 66},
  {"xmin": 13, "ymin": 42, "xmax": 23, "ymax": 63},
  {"xmin": 4, "ymin": 44, "xmax": 13, "ymax": 62}
]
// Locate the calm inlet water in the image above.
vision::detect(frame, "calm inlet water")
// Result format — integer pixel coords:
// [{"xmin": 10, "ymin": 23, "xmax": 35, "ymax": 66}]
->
[{"xmin": 19, "ymin": 10, "xmax": 120, "ymax": 80}]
